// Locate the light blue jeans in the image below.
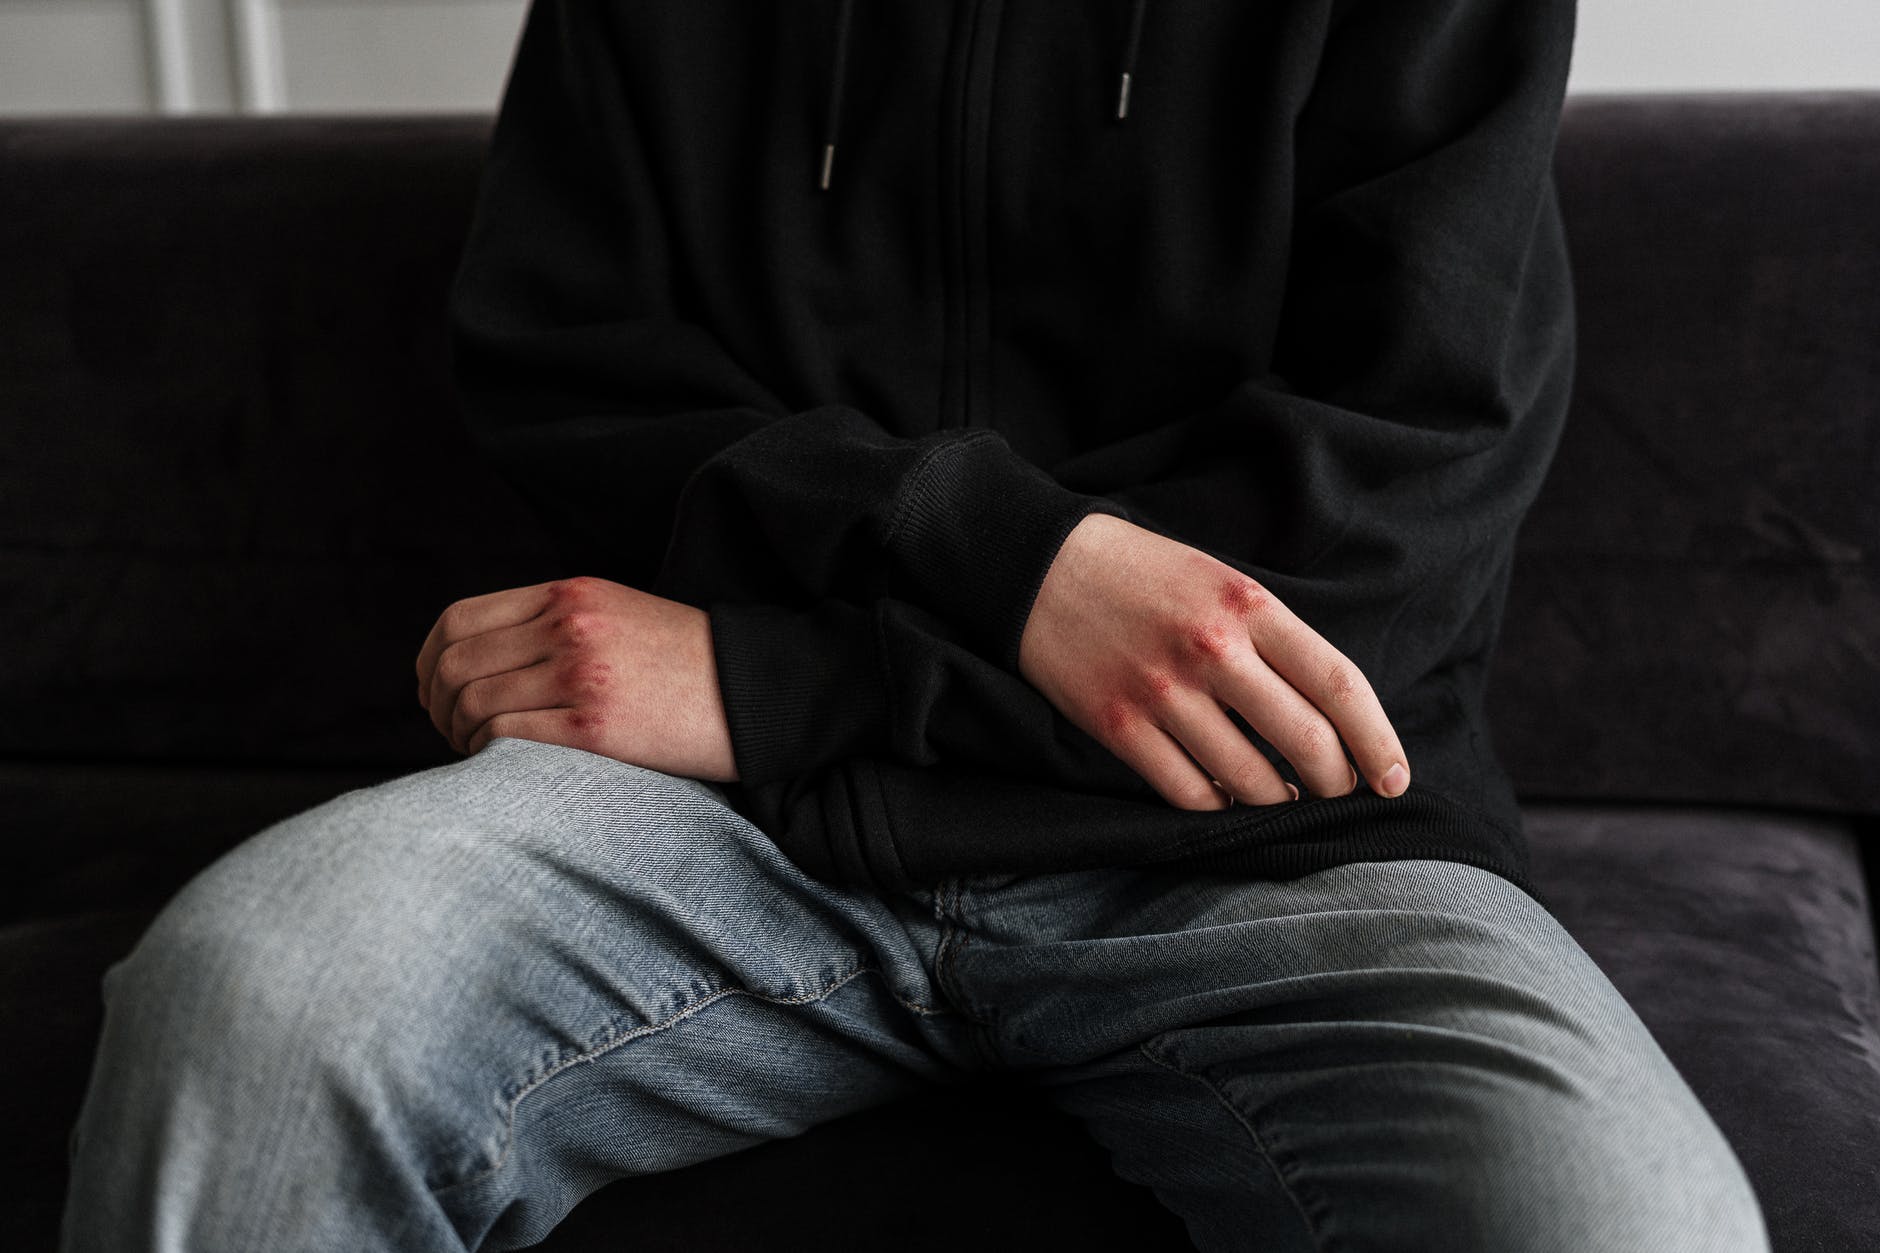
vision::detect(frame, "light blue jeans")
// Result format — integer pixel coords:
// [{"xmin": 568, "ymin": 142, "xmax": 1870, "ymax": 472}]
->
[{"xmin": 60, "ymin": 736, "xmax": 1770, "ymax": 1251}]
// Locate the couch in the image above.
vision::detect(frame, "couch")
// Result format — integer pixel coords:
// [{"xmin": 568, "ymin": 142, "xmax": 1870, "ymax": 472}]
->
[{"xmin": 2, "ymin": 91, "xmax": 1876, "ymax": 1251}]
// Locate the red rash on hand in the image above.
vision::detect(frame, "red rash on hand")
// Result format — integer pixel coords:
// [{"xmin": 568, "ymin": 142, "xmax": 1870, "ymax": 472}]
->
[
  {"xmin": 1183, "ymin": 620, "xmax": 1232, "ymax": 661},
  {"xmin": 1019, "ymin": 513, "xmax": 1409, "ymax": 810},
  {"xmin": 1097, "ymin": 696, "xmax": 1135, "ymax": 740},
  {"xmin": 1218, "ymin": 575, "xmax": 1270, "ymax": 619}
]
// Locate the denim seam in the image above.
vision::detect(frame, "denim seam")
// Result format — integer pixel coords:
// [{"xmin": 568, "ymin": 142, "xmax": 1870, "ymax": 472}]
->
[
  {"xmin": 433, "ymin": 961, "xmax": 939, "ymax": 1195},
  {"xmin": 947, "ymin": 884, "xmax": 1005, "ymax": 1069},
  {"xmin": 937, "ymin": 877, "xmax": 996, "ymax": 1032},
  {"xmin": 1136, "ymin": 1035, "xmax": 1337, "ymax": 1253}
]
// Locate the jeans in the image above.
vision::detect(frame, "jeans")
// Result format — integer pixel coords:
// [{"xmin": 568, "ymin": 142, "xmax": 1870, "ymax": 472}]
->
[{"xmin": 60, "ymin": 736, "xmax": 1771, "ymax": 1252}]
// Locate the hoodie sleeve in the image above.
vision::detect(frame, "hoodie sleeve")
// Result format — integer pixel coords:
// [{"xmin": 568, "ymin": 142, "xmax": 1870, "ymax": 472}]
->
[
  {"xmin": 710, "ymin": 0, "xmax": 1579, "ymax": 782},
  {"xmin": 447, "ymin": 0, "xmax": 1126, "ymax": 690},
  {"xmin": 703, "ymin": 0, "xmax": 1581, "ymax": 791},
  {"xmin": 1048, "ymin": 0, "xmax": 1580, "ymax": 711},
  {"xmin": 450, "ymin": 0, "xmax": 1579, "ymax": 802}
]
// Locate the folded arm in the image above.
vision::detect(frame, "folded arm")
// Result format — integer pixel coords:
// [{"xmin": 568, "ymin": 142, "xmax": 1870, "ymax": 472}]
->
[{"xmin": 432, "ymin": 0, "xmax": 1579, "ymax": 826}]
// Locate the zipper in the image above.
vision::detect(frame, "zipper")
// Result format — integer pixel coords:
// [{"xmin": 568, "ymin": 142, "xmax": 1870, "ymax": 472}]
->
[{"xmin": 941, "ymin": 0, "xmax": 1000, "ymax": 431}]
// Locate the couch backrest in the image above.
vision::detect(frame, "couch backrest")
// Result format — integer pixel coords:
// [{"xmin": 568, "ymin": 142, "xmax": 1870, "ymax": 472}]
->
[
  {"xmin": 2, "ymin": 97, "xmax": 1876, "ymax": 817},
  {"xmin": 1485, "ymin": 92, "xmax": 1879, "ymax": 819},
  {"xmin": 1, "ymin": 116, "xmax": 560, "ymax": 774}
]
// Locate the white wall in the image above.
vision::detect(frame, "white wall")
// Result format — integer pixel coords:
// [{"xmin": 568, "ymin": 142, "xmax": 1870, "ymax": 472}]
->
[
  {"xmin": 0, "ymin": 0, "xmax": 1875, "ymax": 116},
  {"xmin": 1571, "ymin": 0, "xmax": 1880, "ymax": 92},
  {"xmin": 0, "ymin": 0, "xmax": 530, "ymax": 115}
]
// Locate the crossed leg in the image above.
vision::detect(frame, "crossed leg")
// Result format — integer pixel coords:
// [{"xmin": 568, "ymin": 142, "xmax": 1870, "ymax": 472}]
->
[{"xmin": 60, "ymin": 737, "xmax": 973, "ymax": 1252}]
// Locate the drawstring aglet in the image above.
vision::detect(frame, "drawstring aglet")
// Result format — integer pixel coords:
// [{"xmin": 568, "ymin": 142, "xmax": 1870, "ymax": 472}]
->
[
  {"xmin": 819, "ymin": 0, "xmax": 854, "ymax": 192},
  {"xmin": 1115, "ymin": 0, "xmax": 1147, "ymax": 121}
]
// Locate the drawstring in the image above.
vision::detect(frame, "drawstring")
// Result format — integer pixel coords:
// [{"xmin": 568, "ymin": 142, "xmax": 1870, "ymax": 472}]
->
[
  {"xmin": 1116, "ymin": 0, "xmax": 1149, "ymax": 121},
  {"xmin": 817, "ymin": 0, "xmax": 1149, "ymax": 192},
  {"xmin": 819, "ymin": 0, "xmax": 856, "ymax": 191}
]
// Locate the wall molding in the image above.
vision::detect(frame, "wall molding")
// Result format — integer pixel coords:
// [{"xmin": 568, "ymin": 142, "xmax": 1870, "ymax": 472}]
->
[
  {"xmin": 143, "ymin": 0, "xmax": 192, "ymax": 110},
  {"xmin": 229, "ymin": 0, "xmax": 285, "ymax": 112},
  {"xmin": 2, "ymin": 0, "xmax": 525, "ymax": 116}
]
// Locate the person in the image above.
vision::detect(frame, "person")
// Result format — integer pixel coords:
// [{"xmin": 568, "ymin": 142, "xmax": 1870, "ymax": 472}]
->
[{"xmin": 60, "ymin": 2, "xmax": 1773, "ymax": 1249}]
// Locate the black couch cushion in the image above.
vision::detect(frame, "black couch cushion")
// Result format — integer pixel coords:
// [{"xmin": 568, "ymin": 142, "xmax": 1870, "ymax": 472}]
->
[{"xmin": 1526, "ymin": 804, "xmax": 1880, "ymax": 1253}]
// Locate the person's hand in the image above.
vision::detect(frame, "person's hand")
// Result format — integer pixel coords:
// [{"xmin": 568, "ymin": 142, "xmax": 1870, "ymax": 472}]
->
[
  {"xmin": 1018, "ymin": 513, "xmax": 1409, "ymax": 811},
  {"xmin": 414, "ymin": 576, "xmax": 738, "ymax": 782}
]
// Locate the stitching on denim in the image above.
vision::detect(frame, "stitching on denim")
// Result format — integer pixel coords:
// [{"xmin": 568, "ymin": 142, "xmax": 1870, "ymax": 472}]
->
[
  {"xmin": 434, "ymin": 961, "xmax": 941, "ymax": 1195},
  {"xmin": 952, "ymin": 894, "xmax": 1005, "ymax": 1067},
  {"xmin": 932, "ymin": 881, "xmax": 956, "ymax": 993},
  {"xmin": 936, "ymin": 880, "xmax": 999, "ymax": 1055},
  {"xmin": 952, "ymin": 885, "xmax": 989, "ymax": 1026},
  {"xmin": 942, "ymin": 878, "xmax": 968, "ymax": 1013},
  {"xmin": 1136, "ymin": 1035, "xmax": 1336, "ymax": 1253},
  {"xmin": 891, "ymin": 983, "xmax": 951, "ymax": 1017}
]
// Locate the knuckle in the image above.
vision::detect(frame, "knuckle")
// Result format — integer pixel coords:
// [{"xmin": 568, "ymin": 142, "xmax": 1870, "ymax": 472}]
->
[
  {"xmin": 1287, "ymin": 712, "xmax": 1335, "ymax": 761},
  {"xmin": 560, "ymin": 658, "xmax": 614, "ymax": 700},
  {"xmin": 1218, "ymin": 574, "xmax": 1274, "ymax": 621},
  {"xmin": 549, "ymin": 576, "xmax": 602, "ymax": 604},
  {"xmin": 438, "ymin": 601, "xmax": 471, "ymax": 638},
  {"xmin": 1323, "ymin": 659, "xmax": 1364, "ymax": 708},
  {"xmin": 564, "ymin": 707, "xmax": 610, "ymax": 748},
  {"xmin": 1221, "ymin": 760, "xmax": 1270, "ymax": 801},
  {"xmin": 1179, "ymin": 617, "xmax": 1234, "ymax": 664},
  {"xmin": 1095, "ymin": 697, "xmax": 1136, "ymax": 743},
  {"xmin": 1171, "ymin": 776, "xmax": 1221, "ymax": 811},
  {"xmin": 552, "ymin": 610, "xmax": 602, "ymax": 642},
  {"xmin": 1138, "ymin": 669, "xmax": 1179, "ymax": 708},
  {"xmin": 454, "ymin": 681, "xmax": 487, "ymax": 726},
  {"xmin": 434, "ymin": 644, "xmax": 469, "ymax": 688}
]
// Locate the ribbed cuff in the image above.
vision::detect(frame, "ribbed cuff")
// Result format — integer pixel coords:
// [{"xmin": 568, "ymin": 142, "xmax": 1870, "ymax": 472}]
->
[
  {"xmin": 707, "ymin": 599, "xmax": 891, "ymax": 785},
  {"xmin": 886, "ymin": 431, "xmax": 1133, "ymax": 673}
]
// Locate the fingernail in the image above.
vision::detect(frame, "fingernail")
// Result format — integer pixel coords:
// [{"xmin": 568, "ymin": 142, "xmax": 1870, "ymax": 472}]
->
[
  {"xmin": 1285, "ymin": 782, "xmax": 1299, "ymax": 801},
  {"xmin": 1381, "ymin": 762, "xmax": 1408, "ymax": 796}
]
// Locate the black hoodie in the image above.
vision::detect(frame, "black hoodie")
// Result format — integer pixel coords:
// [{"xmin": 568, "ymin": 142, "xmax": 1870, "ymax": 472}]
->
[{"xmin": 446, "ymin": 0, "xmax": 1578, "ymax": 915}]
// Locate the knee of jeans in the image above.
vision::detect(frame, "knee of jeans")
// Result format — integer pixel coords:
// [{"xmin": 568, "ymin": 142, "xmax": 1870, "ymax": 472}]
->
[
  {"xmin": 101, "ymin": 784, "xmax": 500, "ymax": 1081},
  {"xmin": 1439, "ymin": 1074, "xmax": 1772, "ymax": 1253}
]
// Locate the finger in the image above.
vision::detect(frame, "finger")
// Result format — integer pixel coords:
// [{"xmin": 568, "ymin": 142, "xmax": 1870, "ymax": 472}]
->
[
  {"xmin": 451, "ymin": 660, "xmax": 564, "ymax": 755},
  {"xmin": 415, "ymin": 580, "xmax": 561, "ymax": 708},
  {"xmin": 1155, "ymin": 692, "xmax": 1296, "ymax": 807},
  {"xmin": 427, "ymin": 619, "xmax": 552, "ymax": 742},
  {"xmin": 1212, "ymin": 652, "xmax": 1360, "ymax": 799},
  {"xmin": 1242, "ymin": 602, "xmax": 1409, "ymax": 797},
  {"xmin": 1103, "ymin": 710, "xmax": 1233, "ymax": 812},
  {"xmin": 463, "ymin": 707, "xmax": 570, "ymax": 757}
]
